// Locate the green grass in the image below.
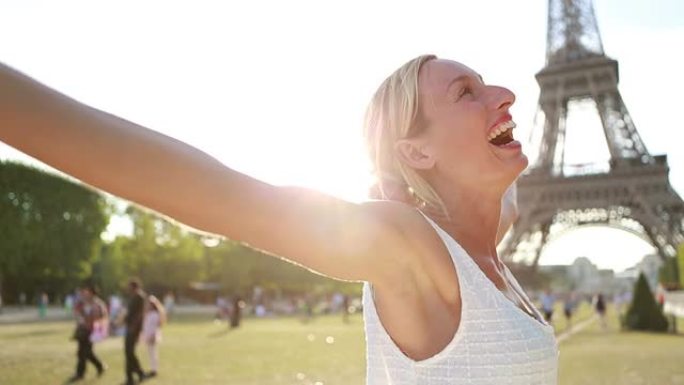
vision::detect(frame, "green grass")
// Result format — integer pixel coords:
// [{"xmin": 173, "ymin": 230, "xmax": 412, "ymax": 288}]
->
[
  {"xmin": 1, "ymin": 310, "xmax": 683, "ymax": 385},
  {"xmin": 559, "ymin": 308, "xmax": 684, "ymax": 385},
  {"xmin": 548, "ymin": 301, "xmax": 594, "ymax": 335},
  {"xmin": 0, "ymin": 314, "xmax": 366, "ymax": 385}
]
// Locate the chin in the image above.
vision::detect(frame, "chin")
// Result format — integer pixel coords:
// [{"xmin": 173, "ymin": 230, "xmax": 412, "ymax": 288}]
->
[
  {"xmin": 515, "ymin": 153, "xmax": 529, "ymax": 173},
  {"xmin": 502, "ymin": 155, "xmax": 529, "ymax": 183}
]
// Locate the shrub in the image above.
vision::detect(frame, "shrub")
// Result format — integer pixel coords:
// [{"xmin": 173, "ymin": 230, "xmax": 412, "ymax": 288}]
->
[{"xmin": 625, "ymin": 273, "xmax": 669, "ymax": 332}]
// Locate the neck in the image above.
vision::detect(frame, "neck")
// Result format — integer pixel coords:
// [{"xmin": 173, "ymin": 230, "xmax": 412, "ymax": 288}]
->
[{"xmin": 424, "ymin": 179, "xmax": 505, "ymax": 263}]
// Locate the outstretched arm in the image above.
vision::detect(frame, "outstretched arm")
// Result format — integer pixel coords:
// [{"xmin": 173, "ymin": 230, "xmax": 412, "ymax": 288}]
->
[
  {"xmin": 0, "ymin": 63, "xmax": 406, "ymax": 283},
  {"xmin": 496, "ymin": 182, "xmax": 519, "ymax": 246}
]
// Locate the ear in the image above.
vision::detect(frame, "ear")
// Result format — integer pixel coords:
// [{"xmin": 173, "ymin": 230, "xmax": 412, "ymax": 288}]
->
[{"xmin": 394, "ymin": 138, "xmax": 435, "ymax": 170}]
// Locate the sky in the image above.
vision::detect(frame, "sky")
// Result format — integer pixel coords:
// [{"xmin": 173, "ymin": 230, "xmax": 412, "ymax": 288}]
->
[{"xmin": 1, "ymin": 0, "xmax": 683, "ymax": 272}]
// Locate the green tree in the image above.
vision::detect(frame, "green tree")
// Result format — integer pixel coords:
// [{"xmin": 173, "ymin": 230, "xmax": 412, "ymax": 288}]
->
[
  {"xmin": 93, "ymin": 205, "xmax": 361, "ymax": 299},
  {"xmin": 659, "ymin": 256, "xmax": 679, "ymax": 287},
  {"xmin": 205, "ymin": 240, "xmax": 360, "ymax": 297},
  {"xmin": 97, "ymin": 206, "xmax": 206, "ymax": 295},
  {"xmin": 625, "ymin": 272, "xmax": 669, "ymax": 332},
  {"xmin": 0, "ymin": 161, "xmax": 109, "ymax": 302},
  {"xmin": 662, "ymin": 244, "xmax": 684, "ymax": 289},
  {"xmin": 678, "ymin": 243, "xmax": 684, "ymax": 288},
  {"xmin": 93, "ymin": 236, "xmax": 128, "ymax": 296}
]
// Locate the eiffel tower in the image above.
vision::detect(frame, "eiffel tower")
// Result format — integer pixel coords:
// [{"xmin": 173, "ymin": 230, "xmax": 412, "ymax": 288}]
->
[{"xmin": 501, "ymin": 0, "xmax": 684, "ymax": 266}]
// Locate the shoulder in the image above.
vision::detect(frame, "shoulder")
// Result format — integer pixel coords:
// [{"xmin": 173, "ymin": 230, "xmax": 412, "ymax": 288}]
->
[
  {"xmin": 96, "ymin": 300, "xmax": 108, "ymax": 314},
  {"xmin": 357, "ymin": 199, "xmax": 429, "ymax": 233},
  {"xmin": 357, "ymin": 200, "xmax": 451, "ymax": 285},
  {"xmin": 132, "ymin": 293, "xmax": 144, "ymax": 304},
  {"xmin": 349, "ymin": 201, "xmax": 422, "ymax": 282},
  {"xmin": 359, "ymin": 200, "xmax": 451, "ymax": 254},
  {"xmin": 356, "ymin": 200, "xmax": 437, "ymax": 253}
]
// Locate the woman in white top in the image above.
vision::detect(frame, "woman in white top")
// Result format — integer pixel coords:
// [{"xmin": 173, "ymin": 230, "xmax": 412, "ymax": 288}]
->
[
  {"xmin": 141, "ymin": 295, "xmax": 166, "ymax": 378},
  {"xmin": 0, "ymin": 54, "xmax": 558, "ymax": 384}
]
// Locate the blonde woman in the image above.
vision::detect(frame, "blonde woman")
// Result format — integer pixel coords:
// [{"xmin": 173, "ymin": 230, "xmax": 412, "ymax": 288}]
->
[{"xmin": 1, "ymin": 55, "xmax": 558, "ymax": 384}]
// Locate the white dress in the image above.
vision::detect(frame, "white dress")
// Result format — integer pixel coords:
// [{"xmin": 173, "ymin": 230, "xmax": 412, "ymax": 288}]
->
[
  {"xmin": 142, "ymin": 311, "xmax": 161, "ymax": 343},
  {"xmin": 363, "ymin": 214, "xmax": 559, "ymax": 385}
]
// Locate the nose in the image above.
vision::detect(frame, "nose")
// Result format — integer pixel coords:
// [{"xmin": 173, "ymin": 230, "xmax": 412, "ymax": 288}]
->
[{"xmin": 489, "ymin": 85, "xmax": 515, "ymax": 111}]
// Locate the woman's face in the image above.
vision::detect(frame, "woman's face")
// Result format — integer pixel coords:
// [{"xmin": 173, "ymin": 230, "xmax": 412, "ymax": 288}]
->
[
  {"xmin": 413, "ymin": 59, "xmax": 528, "ymax": 192},
  {"xmin": 80, "ymin": 288, "xmax": 93, "ymax": 301}
]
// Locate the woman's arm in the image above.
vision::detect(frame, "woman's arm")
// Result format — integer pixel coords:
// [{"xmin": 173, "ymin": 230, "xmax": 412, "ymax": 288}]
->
[
  {"xmin": 0, "ymin": 63, "xmax": 408, "ymax": 283},
  {"xmin": 496, "ymin": 182, "xmax": 518, "ymax": 245}
]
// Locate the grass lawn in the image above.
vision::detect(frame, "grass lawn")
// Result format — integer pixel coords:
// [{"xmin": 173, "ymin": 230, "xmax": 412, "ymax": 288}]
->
[
  {"xmin": 549, "ymin": 301, "xmax": 594, "ymax": 335},
  {"xmin": 559, "ymin": 308, "xmax": 684, "ymax": 385},
  {"xmin": 0, "ymin": 314, "xmax": 366, "ymax": 385},
  {"xmin": 1, "ymin": 309, "xmax": 682, "ymax": 385}
]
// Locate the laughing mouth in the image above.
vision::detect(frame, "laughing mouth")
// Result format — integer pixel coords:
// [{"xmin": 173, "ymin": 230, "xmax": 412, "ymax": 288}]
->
[{"xmin": 487, "ymin": 120, "xmax": 516, "ymax": 146}]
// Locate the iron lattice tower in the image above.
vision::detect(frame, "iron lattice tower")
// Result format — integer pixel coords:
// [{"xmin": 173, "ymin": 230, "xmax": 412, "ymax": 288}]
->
[{"xmin": 501, "ymin": 0, "xmax": 684, "ymax": 265}]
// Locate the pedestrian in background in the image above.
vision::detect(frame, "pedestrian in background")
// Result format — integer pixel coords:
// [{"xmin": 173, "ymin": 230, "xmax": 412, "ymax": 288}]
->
[
  {"xmin": 142, "ymin": 295, "xmax": 166, "ymax": 378},
  {"xmin": 67, "ymin": 283, "xmax": 107, "ymax": 383}
]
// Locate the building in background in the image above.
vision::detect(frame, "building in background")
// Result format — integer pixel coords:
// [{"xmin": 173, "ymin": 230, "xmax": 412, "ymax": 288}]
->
[{"xmin": 539, "ymin": 254, "xmax": 663, "ymax": 297}]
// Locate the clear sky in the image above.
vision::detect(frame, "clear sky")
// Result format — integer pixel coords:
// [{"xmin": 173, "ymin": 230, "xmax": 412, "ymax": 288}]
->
[{"xmin": 1, "ymin": 0, "xmax": 682, "ymax": 272}]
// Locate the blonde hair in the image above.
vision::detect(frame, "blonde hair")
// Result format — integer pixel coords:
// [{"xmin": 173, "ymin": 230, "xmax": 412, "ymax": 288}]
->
[
  {"xmin": 364, "ymin": 54, "xmax": 447, "ymax": 214},
  {"xmin": 147, "ymin": 295, "xmax": 167, "ymax": 326}
]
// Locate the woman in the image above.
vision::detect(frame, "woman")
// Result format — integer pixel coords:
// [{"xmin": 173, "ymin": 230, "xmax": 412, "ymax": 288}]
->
[
  {"xmin": 1, "ymin": 55, "xmax": 558, "ymax": 384},
  {"xmin": 142, "ymin": 295, "xmax": 166, "ymax": 378},
  {"xmin": 68, "ymin": 283, "xmax": 108, "ymax": 383}
]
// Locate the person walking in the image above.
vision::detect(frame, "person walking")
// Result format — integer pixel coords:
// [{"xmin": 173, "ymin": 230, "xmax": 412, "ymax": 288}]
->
[
  {"xmin": 163, "ymin": 292, "xmax": 175, "ymax": 320},
  {"xmin": 540, "ymin": 288, "xmax": 556, "ymax": 323},
  {"xmin": 124, "ymin": 278, "xmax": 147, "ymax": 385},
  {"xmin": 142, "ymin": 295, "xmax": 166, "ymax": 378},
  {"xmin": 594, "ymin": 292, "xmax": 608, "ymax": 330},
  {"xmin": 37, "ymin": 292, "xmax": 49, "ymax": 319},
  {"xmin": 66, "ymin": 283, "xmax": 107, "ymax": 383},
  {"xmin": 229, "ymin": 296, "xmax": 242, "ymax": 329},
  {"xmin": 563, "ymin": 291, "xmax": 577, "ymax": 331}
]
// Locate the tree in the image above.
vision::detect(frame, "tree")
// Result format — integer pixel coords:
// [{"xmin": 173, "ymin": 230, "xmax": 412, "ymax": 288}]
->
[
  {"xmin": 659, "ymin": 256, "xmax": 679, "ymax": 288},
  {"xmin": 0, "ymin": 161, "xmax": 109, "ymax": 302},
  {"xmin": 624, "ymin": 272, "xmax": 669, "ymax": 332},
  {"xmin": 93, "ymin": 206, "xmax": 206, "ymax": 296},
  {"xmin": 678, "ymin": 243, "xmax": 684, "ymax": 289},
  {"xmin": 205, "ymin": 240, "xmax": 360, "ymax": 297},
  {"xmin": 93, "ymin": 236, "xmax": 128, "ymax": 296},
  {"xmin": 90, "ymin": 204, "xmax": 361, "ymax": 299}
]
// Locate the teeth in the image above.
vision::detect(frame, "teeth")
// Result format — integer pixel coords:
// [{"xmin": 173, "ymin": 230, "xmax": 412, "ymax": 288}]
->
[{"xmin": 488, "ymin": 120, "xmax": 516, "ymax": 141}]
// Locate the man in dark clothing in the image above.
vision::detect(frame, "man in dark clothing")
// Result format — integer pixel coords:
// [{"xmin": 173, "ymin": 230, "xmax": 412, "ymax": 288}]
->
[
  {"xmin": 67, "ymin": 283, "xmax": 107, "ymax": 383},
  {"xmin": 230, "ymin": 296, "xmax": 242, "ymax": 328},
  {"xmin": 124, "ymin": 278, "xmax": 147, "ymax": 385}
]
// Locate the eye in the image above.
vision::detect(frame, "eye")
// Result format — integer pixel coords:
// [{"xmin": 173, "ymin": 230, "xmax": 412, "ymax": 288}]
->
[{"xmin": 457, "ymin": 86, "xmax": 472, "ymax": 100}]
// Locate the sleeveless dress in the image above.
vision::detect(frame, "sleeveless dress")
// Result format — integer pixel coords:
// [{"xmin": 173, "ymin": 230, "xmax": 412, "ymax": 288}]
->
[{"xmin": 363, "ymin": 213, "xmax": 559, "ymax": 385}]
